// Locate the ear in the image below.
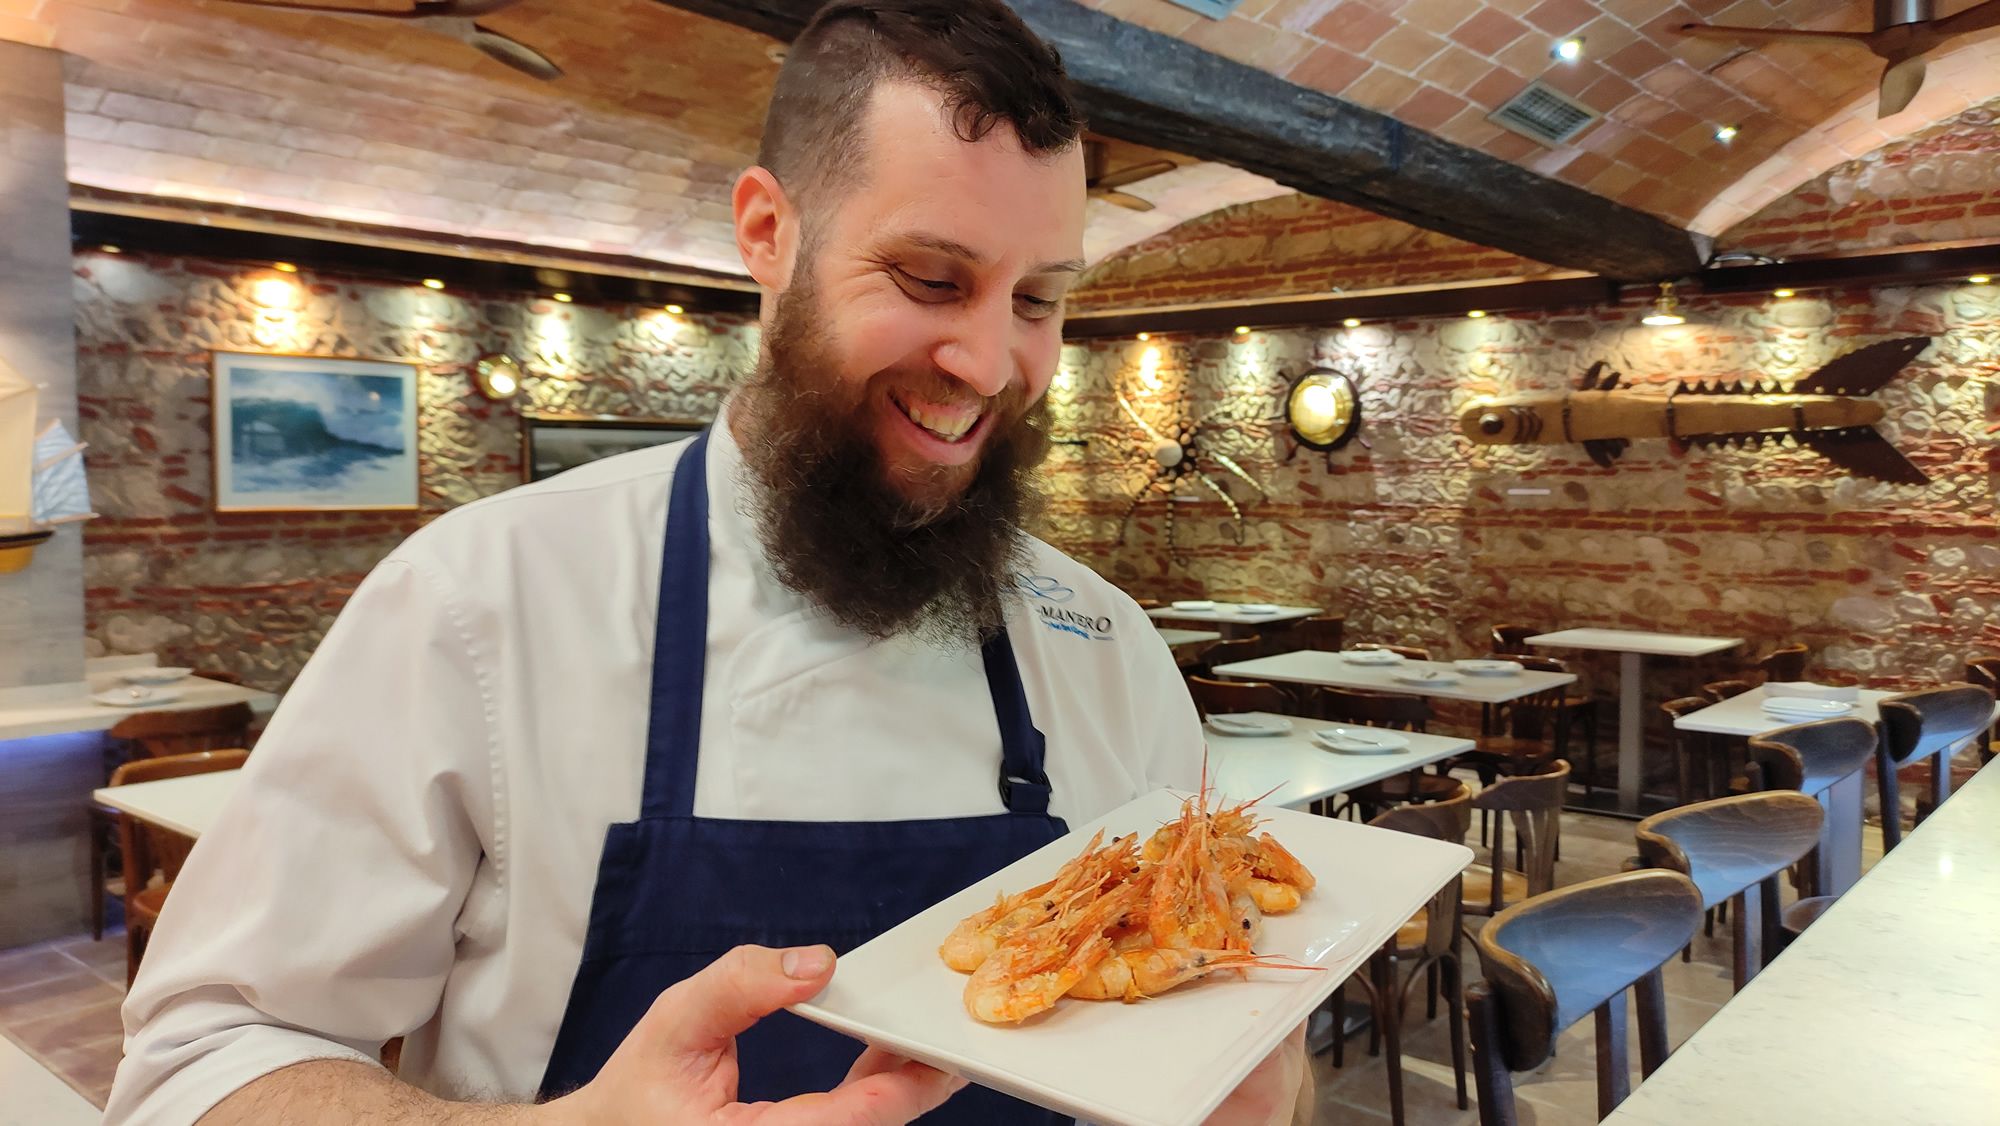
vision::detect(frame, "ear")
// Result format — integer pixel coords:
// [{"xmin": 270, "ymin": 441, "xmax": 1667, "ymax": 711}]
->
[{"xmin": 733, "ymin": 166, "xmax": 797, "ymax": 293}]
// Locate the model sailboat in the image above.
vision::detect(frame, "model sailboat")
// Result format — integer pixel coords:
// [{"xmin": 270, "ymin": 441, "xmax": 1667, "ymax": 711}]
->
[{"xmin": 0, "ymin": 358, "xmax": 96, "ymax": 575}]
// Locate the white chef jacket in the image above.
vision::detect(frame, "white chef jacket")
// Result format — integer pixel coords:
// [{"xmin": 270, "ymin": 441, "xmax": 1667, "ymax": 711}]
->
[{"xmin": 106, "ymin": 414, "xmax": 1205, "ymax": 1124}]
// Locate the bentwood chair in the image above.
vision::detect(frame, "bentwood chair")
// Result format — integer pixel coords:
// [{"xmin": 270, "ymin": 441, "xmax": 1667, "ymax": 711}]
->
[
  {"xmin": 1489, "ymin": 626, "xmax": 1598, "ymax": 778},
  {"xmin": 1635, "ymin": 792, "xmax": 1824, "ymax": 992},
  {"xmin": 1489, "ymin": 623, "xmax": 1535, "ymax": 656},
  {"xmin": 1661, "ymin": 696, "xmax": 1726, "ymax": 806},
  {"xmin": 1329, "ymin": 786, "xmax": 1474, "ymax": 1126},
  {"xmin": 1746, "ymin": 717, "xmax": 1878, "ymax": 897},
  {"xmin": 1964, "ymin": 658, "xmax": 2000, "ymax": 763},
  {"xmin": 1186, "ymin": 675, "xmax": 1291, "ymax": 718},
  {"xmin": 1756, "ymin": 644, "xmax": 1810, "ymax": 684},
  {"xmin": 1289, "ymin": 614, "xmax": 1346, "ymax": 653},
  {"xmin": 111, "ymin": 749, "xmax": 250, "ymax": 983},
  {"xmin": 1315, "ymin": 688, "xmax": 1456, "ymax": 819},
  {"xmin": 1192, "ymin": 635, "xmax": 1269, "ymax": 676},
  {"xmin": 1354, "ymin": 643, "xmax": 1432, "ymax": 661},
  {"xmin": 1700, "ymin": 679, "xmax": 1755, "ymax": 704},
  {"xmin": 1462, "ymin": 761, "xmax": 1569, "ymax": 920},
  {"xmin": 1875, "ymin": 683, "xmax": 1994, "ymax": 850},
  {"xmin": 1462, "ymin": 655, "xmax": 1573, "ymax": 786},
  {"xmin": 1468, "ymin": 870, "xmax": 1704, "ymax": 1124}
]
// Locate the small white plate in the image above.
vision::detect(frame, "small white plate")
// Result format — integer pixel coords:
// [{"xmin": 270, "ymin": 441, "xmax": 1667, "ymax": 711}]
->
[
  {"xmin": 1171, "ymin": 599, "xmax": 1216, "ymax": 611},
  {"xmin": 1232, "ymin": 604, "xmax": 1281, "ymax": 615},
  {"xmin": 1340, "ymin": 649, "xmax": 1405, "ymax": 666},
  {"xmin": 93, "ymin": 686, "xmax": 183, "ymax": 708},
  {"xmin": 1393, "ymin": 668, "xmax": 1462, "ymax": 686},
  {"xmin": 1453, "ymin": 659, "xmax": 1520, "ymax": 676},
  {"xmin": 1205, "ymin": 713, "xmax": 1292, "ymax": 737},
  {"xmin": 1312, "ymin": 727, "xmax": 1411, "ymax": 754},
  {"xmin": 790, "ymin": 789, "xmax": 1472, "ymax": 1126},
  {"xmin": 118, "ymin": 666, "xmax": 194, "ymax": 686},
  {"xmin": 1760, "ymin": 698, "xmax": 1854, "ymax": 717}
]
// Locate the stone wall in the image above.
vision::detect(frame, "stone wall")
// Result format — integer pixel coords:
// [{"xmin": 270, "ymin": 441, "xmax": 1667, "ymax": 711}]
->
[
  {"xmin": 74, "ymin": 250, "xmax": 753, "ymax": 690},
  {"xmin": 1039, "ymin": 283, "xmax": 2000, "ymax": 698}
]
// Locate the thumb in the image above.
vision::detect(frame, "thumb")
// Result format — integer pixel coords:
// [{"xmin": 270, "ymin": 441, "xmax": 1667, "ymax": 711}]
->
[{"xmin": 648, "ymin": 944, "xmax": 836, "ymax": 1055}]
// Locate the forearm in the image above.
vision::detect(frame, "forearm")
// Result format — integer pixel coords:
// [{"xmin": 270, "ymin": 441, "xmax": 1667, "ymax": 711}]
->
[{"xmin": 198, "ymin": 1059, "xmax": 549, "ymax": 1126}]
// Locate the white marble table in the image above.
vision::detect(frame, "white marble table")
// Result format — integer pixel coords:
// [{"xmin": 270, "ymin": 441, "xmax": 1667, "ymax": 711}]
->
[
  {"xmin": 93, "ymin": 768, "xmax": 239, "ymax": 839},
  {"xmin": 1156, "ymin": 627, "xmax": 1223, "ymax": 648},
  {"xmin": 0, "ymin": 1035, "xmax": 97, "ymax": 1126},
  {"xmin": 1214, "ymin": 651, "xmax": 1574, "ymax": 705},
  {"xmin": 0, "ymin": 655, "xmax": 276, "ymax": 742},
  {"xmin": 1206, "ymin": 715, "xmax": 1473, "ymax": 810},
  {"xmin": 1527, "ymin": 628, "xmax": 1743, "ymax": 813},
  {"xmin": 1603, "ymin": 758, "xmax": 2000, "ymax": 1125},
  {"xmin": 1146, "ymin": 603, "xmax": 1321, "ymax": 638}
]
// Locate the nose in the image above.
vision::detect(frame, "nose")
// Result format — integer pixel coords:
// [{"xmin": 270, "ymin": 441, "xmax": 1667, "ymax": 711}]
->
[{"xmin": 929, "ymin": 295, "xmax": 1016, "ymax": 400}]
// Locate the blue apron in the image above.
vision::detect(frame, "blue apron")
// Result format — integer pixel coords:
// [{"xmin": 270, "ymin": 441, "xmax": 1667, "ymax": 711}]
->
[{"xmin": 538, "ymin": 431, "xmax": 1071, "ymax": 1122}]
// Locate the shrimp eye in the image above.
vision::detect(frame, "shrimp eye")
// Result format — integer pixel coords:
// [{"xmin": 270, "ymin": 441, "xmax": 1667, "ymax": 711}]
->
[{"xmin": 1479, "ymin": 413, "xmax": 1505, "ymax": 435}]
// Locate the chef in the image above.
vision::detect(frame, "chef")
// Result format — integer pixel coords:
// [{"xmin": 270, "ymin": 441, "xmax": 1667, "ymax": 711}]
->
[{"xmin": 107, "ymin": 1, "xmax": 1309, "ymax": 1123}]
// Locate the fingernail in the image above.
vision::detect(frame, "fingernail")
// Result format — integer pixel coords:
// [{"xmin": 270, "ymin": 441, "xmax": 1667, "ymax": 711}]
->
[{"xmin": 782, "ymin": 945, "xmax": 833, "ymax": 979}]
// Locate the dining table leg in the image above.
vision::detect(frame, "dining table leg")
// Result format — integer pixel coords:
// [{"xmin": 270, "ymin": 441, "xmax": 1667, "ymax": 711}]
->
[
  {"xmin": 1817, "ymin": 770, "xmax": 1864, "ymax": 896},
  {"xmin": 1617, "ymin": 651, "xmax": 1645, "ymax": 813}
]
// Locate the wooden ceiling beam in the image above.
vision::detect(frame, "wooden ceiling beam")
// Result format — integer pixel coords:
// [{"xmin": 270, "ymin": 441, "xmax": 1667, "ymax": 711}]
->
[{"xmin": 655, "ymin": 0, "xmax": 1710, "ymax": 282}]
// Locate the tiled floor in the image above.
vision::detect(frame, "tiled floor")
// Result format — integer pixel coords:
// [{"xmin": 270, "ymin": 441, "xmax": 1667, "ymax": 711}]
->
[{"xmin": 0, "ymin": 808, "xmax": 1884, "ymax": 1122}]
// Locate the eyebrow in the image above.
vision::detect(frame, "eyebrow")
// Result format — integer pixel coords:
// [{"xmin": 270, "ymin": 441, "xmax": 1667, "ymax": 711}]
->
[{"xmin": 901, "ymin": 232, "xmax": 1085, "ymax": 276}]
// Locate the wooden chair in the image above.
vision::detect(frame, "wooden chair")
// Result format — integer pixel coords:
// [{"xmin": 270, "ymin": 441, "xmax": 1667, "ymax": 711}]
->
[
  {"xmin": 1660, "ymin": 696, "xmax": 1727, "ymax": 806},
  {"xmin": 1700, "ymin": 679, "xmax": 1755, "ymax": 703},
  {"xmin": 1131, "ymin": 597, "xmax": 1165, "ymax": 610},
  {"xmin": 1746, "ymin": 718, "xmax": 1877, "ymax": 895},
  {"xmin": 1489, "ymin": 626, "xmax": 1597, "ymax": 780},
  {"xmin": 1289, "ymin": 614, "xmax": 1345, "ymax": 653},
  {"xmin": 1329, "ymin": 785, "xmax": 1473, "ymax": 1126},
  {"xmin": 1635, "ymin": 792, "xmax": 1824, "ymax": 992},
  {"xmin": 1876, "ymin": 682, "xmax": 1995, "ymax": 851},
  {"xmin": 1354, "ymin": 643, "xmax": 1432, "ymax": 661},
  {"xmin": 1756, "ymin": 644, "xmax": 1809, "ymax": 684},
  {"xmin": 1315, "ymin": 688, "xmax": 1456, "ymax": 818},
  {"xmin": 1468, "ymin": 869, "xmax": 1704, "ymax": 1123},
  {"xmin": 1186, "ymin": 675, "xmax": 1291, "ymax": 718},
  {"xmin": 1489, "ymin": 623, "xmax": 1535, "ymax": 656},
  {"xmin": 1190, "ymin": 635, "xmax": 1269, "ymax": 676},
  {"xmin": 1462, "ymin": 761, "xmax": 1569, "ymax": 920},
  {"xmin": 1964, "ymin": 658, "xmax": 2000, "ymax": 764},
  {"xmin": 111, "ymin": 749, "xmax": 250, "ymax": 983},
  {"xmin": 1462, "ymin": 655, "xmax": 1573, "ymax": 787}
]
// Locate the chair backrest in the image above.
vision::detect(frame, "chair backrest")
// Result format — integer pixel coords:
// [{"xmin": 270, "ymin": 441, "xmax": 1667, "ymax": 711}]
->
[
  {"xmin": 1757, "ymin": 644, "xmax": 1809, "ymax": 683},
  {"xmin": 1199, "ymin": 636, "xmax": 1268, "ymax": 670},
  {"xmin": 1132, "ymin": 598, "xmax": 1165, "ymax": 610},
  {"xmin": 1965, "ymin": 658, "xmax": 2000, "ymax": 698},
  {"xmin": 1488, "ymin": 654, "xmax": 1570, "ymax": 739},
  {"xmin": 1746, "ymin": 717, "xmax": 1876, "ymax": 795},
  {"xmin": 110, "ymin": 749, "xmax": 249, "ymax": 886},
  {"xmin": 1472, "ymin": 869, "xmax": 1703, "ymax": 1073},
  {"xmin": 1634, "ymin": 792, "xmax": 1824, "ymax": 911},
  {"xmin": 1490, "ymin": 623, "xmax": 1535, "ymax": 655},
  {"xmin": 1471, "ymin": 760, "xmax": 1569, "ymax": 904},
  {"xmin": 1701, "ymin": 679, "xmax": 1755, "ymax": 703},
  {"xmin": 1186, "ymin": 675, "xmax": 1291, "ymax": 718},
  {"xmin": 1369, "ymin": 783, "xmax": 1473, "ymax": 958},
  {"xmin": 1355, "ymin": 642, "xmax": 1432, "ymax": 661},
  {"xmin": 108, "ymin": 703, "xmax": 254, "ymax": 759},
  {"xmin": 1289, "ymin": 614, "xmax": 1345, "ymax": 653},
  {"xmin": 1878, "ymin": 683, "xmax": 1995, "ymax": 767},
  {"xmin": 1315, "ymin": 686, "xmax": 1430, "ymax": 732}
]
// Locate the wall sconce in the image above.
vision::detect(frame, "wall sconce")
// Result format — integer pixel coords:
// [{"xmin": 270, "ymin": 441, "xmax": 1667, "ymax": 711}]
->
[
  {"xmin": 1285, "ymin": 368, "xmax": 1361, "ymax": 452},
  {"xmin": 473, "ymin": 353, "xmax": 524, "ymax": 401},
  {"xmin": 1138, "ymin": 344, "xmax": 1164, "ymax": 393},
  {"xmin": 1642, "ymin": 281, "xmax": 1686, "ymax": 326}
]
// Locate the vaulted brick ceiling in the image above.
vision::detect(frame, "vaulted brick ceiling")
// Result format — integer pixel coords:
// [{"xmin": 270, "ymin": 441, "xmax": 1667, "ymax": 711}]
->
[{"xmin": 21, "ymin": 0, "xmax": 2000, "ymax": 284}]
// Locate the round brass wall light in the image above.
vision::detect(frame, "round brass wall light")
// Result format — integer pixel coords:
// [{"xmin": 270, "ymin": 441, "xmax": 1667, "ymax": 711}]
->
[
  {"xmin": 473, "ymin": 353, "xmax": 524, "ymax": 401},
  {"xmin": 1285, "ymin": 368, "xmax": 1360, "ymax": 451}
]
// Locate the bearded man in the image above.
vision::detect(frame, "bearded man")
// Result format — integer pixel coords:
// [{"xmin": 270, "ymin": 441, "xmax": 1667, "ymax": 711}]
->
[{"xmin": 107, "ymin": 2, "xmax": 1308, "ymax": 1123}]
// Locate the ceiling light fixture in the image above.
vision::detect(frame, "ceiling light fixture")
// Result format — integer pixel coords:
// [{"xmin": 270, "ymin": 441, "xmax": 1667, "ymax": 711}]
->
[
  {"xmin": 1772, "ymin": 288, "xmax": 1795, "ymax": 298},
  {"xmin": 273, "ymin": 262, "xmax": 298, "ymax": 273},
  {"xmin": 1233, "ymin": 325, "xmax": 1251, "ymax": 335},
  {"xmin": 1467, "ymin": 309, "xmax": 1487, "ymax": 319},
  {"xmin": 1642, "ymin": 281, "xmax": 1686, "ymax": 326},
  {"xmin": 99, "ymin": 244, "xmax": 121, "ymax": 254},
  {"xmin": 552, "ymin": 292, "xmax": 572, "ymax": 303},
  {"xmin": 1342, "ymin": 318, "xmax": 1362, "ymax": 328},
  {"xmin": 664, "ymin": 303, "xmax": 685, "ymax": 315},
  {"xmin": 422, "ymin": 278, "xmax": 445, "ymax": 290},
  {"xmin": 1553, "ymin": 36, "xmax": 1585, "ymax": 62},
  {"xmin": 1970, "ymin": 274, "xmax": 1993, "ymax": 285},
  {"xmin": 1136, "ymin": 332, "xmax": 1150, "ymax": 341},
  {"xmin": 1713, "ymin": 123, "xmax": 1739, "ymax": 143}
]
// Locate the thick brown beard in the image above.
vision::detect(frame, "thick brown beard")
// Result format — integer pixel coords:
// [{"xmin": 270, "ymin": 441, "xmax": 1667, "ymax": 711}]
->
[{"xmin": 733, "ymin": 275, "xmax": 1052, "ymax": 645}]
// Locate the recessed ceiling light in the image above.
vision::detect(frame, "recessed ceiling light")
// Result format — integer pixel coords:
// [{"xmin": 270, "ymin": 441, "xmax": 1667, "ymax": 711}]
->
[
  {"xmin": 1772, "ymin": 288, "xmax": 1795, "ymax": 298},
  {"xmin": 1342, "ymin": 318, "xmax": 1362, "ymax": 328},
  {"xmin": 1714, "ymin": 123, "xmax": 1739, "ymax": 143},
  {"xmin": 664, "ymin": 303, "xmax": 685, "ymax": 315},
  {"xmin": 1467, "ymin": 310, "xmax": 1487, "ymax": 319},
  {"xmin": 1970, "ymin": 274, "xmax": 1993, "ymax": 285},
  {"xmin": 421, "ymin": 278, "xmax": 445, "ymax": 290},
  {"xmin": 273, "ymin": 261, "xmax": 298, "ymax": 273},
  {"xmin": 552, "ymin": 292, "xmax": 572, "ymax": 303},
  {"xmin": 1553, "ymin": 37, "xmax": 1584, "ymax": 62},
  {"xmin": 1136, "ymin": 332, "xmax": 1150, "ymax": 341},
  {"xmin": 1234, "ymin": 325, "xmax": 1251, "ymax": 335},
  {"xmin": 99, "ymin": 244, "xmax": 121, "ymax": 254}
]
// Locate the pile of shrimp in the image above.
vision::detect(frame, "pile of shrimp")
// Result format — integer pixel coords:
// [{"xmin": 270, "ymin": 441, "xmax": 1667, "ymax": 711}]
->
[{"xmin": 940, "ymin": 782, "xmax": 1319, "ymax": 1024}]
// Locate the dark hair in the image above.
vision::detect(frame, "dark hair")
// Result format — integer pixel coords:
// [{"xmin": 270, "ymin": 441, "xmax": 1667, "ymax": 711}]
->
[{"xmin": 756, "ymin": 0, "xmax": 1082, "ymax": 208}]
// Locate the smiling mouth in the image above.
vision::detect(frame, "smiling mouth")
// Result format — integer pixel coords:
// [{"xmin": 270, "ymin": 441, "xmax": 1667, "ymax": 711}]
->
[{"xmin": 890, "ymin": 390, "xmax": 985, "ymax": 443}]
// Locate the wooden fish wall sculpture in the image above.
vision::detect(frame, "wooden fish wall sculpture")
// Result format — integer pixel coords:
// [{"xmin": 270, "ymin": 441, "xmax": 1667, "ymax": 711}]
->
[{"xmin": 1458, "ymin": 336, "xmax": 1934, "ymax": 484}]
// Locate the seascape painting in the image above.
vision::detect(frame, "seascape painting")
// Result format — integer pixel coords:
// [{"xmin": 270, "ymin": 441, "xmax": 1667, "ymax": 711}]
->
[{"xmin": 212, "ymin": 352, "xmax": 420, "ymax": 511}]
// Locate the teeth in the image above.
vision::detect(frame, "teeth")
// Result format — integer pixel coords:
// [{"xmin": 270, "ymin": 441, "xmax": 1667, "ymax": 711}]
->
[{"xmin": 901, "ymin": 396, "xmax": 980, "ymax": 442}]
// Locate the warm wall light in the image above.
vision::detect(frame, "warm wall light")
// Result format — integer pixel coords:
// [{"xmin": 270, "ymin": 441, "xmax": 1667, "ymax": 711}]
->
[
  {"xmin": 1971, "ymin": 275, "xmax": 1993, "ymax": 285},
  {"xmin": 664, "ymin": 303, "xmax": 685, "ymax": 315},
  {"xmin": 1772, "ymin": 288, "xmax": 1796, "ymax": 298},
  {"xmin": 99, "ymin": 244, "xmax": 121, "ymax": 254},
  {"xmin": 251, "ymin": 275, "xmax": 298, "ymax": 308},
  {"xmin": 1342, "ymin": 317, "xmax": 1361, "ymax": 328},
  {"xmin": 1466, "ymin": 309, "xmax": 1487, "ymax": 319},
  {"xmin": 1233, "ymin": 325, "xmax": 1251, "ymax": 335},
  {"xmin": 1714, "ymin": 124, "xmax": 1739, "ymax": 143},
  {"xmin": 473, "ymin": 353, "xmax": 524, "ymax": 401},
  {"xmin": 1642, "ymin": 281, "xmax": 1686, "ymax": 326},
  {"xmin": 1552, "ymin": 36, "xmax": 1584, "ymax": 61},
  {"xmin": 552, "ymin": 292, "xmax": 573, "ymax": 303},
  {"xmin": 1136, "ymin": 332, "xmax": 1150, "ymax": 341},
  {"xmin": 1139, "ymin": 344, "xmax": 1164, "ymax": 392},
  {"xmin": 273, "ymin": 262, "xmax": 298, "ymax": 273},
  {"xmin": 422, "ymin": 278, "xmax": 445, "ymax": 290}
]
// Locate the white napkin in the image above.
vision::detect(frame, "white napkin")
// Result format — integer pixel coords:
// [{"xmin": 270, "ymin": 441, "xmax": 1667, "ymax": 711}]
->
[{"xmin": 1765, "ymin": 681, "xmax": 1860, "ymax": 703}]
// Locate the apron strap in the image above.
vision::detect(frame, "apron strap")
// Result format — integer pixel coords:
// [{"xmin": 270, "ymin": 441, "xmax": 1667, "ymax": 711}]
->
[
  {"xmin": 982, "ymin": 630, "xmax": 1052, "ymax": 816},
  {"xmin": 641, "ymin": 431, "xmax": 712, "ymax": 820}
]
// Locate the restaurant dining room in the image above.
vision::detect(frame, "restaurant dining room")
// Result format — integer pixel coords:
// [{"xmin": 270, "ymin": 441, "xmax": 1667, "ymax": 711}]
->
[{"xmin": 3, "ymin": 0, "xmax": 1999, "ymax": 1123}]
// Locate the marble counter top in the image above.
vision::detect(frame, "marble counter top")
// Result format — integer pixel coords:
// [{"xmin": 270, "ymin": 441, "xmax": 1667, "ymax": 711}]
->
[{"xmin": 1605, "ymin": 759, "xmax": 2000, "ymax": 1124}]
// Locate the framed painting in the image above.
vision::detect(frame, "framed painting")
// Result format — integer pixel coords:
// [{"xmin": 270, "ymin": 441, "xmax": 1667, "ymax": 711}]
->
[
  {"xmin": 521, "ymin": 411, "xmax": 708, "ymax": 483},
  {"xmin": 212, "ymin": 351, "xmax": 420, "ymax": 512}
]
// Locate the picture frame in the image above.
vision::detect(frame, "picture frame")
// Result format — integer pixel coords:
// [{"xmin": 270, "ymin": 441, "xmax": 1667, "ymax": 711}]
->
[
  {"xmin": 211, "ymin": 351, "xmax": 420, "ymax": 512},
  {"xmin": 521, "ymin": 411, "xmax": 709, "ymax": 483}
]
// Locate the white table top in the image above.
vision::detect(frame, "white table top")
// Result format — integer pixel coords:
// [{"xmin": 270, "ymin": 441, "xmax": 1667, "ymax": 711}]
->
[
  {"xmin": 0, "ymin": 1035, "xmax": 97, "ymax": 1126},
  {"xmin": 1214, "ymin": 651, "xmax": 1575, "ymax": 705},
  {"xmin": 1673, "ymin": 686, "xmax": 1893, "ymax": 737},
  {"xmin": 1145, "ymin": 603, "xmax": 1321, "ymax": 626},
  {"xmin": 93, "ymin": 768, "xmax": 240, "ymax": 839},
  {"xmin": 1604, "ymin": 759, "xmax": 2000, "ymax": 1124},
  {"xmin": 1206, "ymin": 715, "xmax": 1472, "ymax": 810},
  {"xmin": 1526, "ymin": 628, "xmax": 1742, "ymax": 658},
  {"xmin": 0, "ymin": 656, "xmax": 277, "ymax": 742},
  {"xmin": 1156, "ymin": 628, "xmax": 1223, "ymax": 648}
]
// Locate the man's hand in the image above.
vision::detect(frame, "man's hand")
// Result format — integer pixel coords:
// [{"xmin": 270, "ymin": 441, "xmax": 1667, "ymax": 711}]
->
[
  {"xmin": 544, "ymin": 944, "xmax": 966, "ymax": 1126},
  {"xmin": 1204, "ymin": 1020, "xmax": 1311, "ymax": 1126}
]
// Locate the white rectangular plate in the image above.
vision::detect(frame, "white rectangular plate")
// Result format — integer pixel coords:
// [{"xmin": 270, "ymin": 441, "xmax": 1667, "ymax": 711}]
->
[{"xmin": 790, "ymin": 788, "xmax": 1473, "ymax": 1126}]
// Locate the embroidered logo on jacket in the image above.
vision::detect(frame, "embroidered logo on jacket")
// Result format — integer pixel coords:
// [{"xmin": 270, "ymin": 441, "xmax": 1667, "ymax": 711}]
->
[{"xmin": 1017, "ymin": 574, "xmax": 1115, "ymax": 642}]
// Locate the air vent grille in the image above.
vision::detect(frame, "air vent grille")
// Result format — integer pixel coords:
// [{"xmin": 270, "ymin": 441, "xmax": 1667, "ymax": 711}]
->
[
  {"xmin": 1161, "ymin": 0, "xmax": 1244, "ymax": 18},
  {"xmin": 1489, "ymin": 82, "xmax": 1600, "ymax": 147}
]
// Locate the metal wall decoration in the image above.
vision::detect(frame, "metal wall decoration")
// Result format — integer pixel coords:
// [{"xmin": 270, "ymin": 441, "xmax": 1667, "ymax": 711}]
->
[
  {"xmin": 1282, "ymin": 367, "xmax": 1363, "ymax": 468},
  {"xmin": 1111, "ymin": 377, "xmax": 1270, "ymax": 562},
  {"xmin": 1458, "ymin": 336, "xmax": 1935, "ymax": 484}
]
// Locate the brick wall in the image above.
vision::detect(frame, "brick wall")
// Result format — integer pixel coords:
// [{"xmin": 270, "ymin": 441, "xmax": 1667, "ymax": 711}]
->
[
  {"xmin": 1718, "ymin": 96, "xmax": 2000, "ymax": 261},
  {"xmin": 74, "ymin": 250, "xmax": 751, "ymax": 690},
  {"xmin": 1039, "ymin": 284, "xmax": 2000, "ymax": 710},
  {"xmin": 1070, "ymin": 192, "xmax": 1548, "ymax": 311}
]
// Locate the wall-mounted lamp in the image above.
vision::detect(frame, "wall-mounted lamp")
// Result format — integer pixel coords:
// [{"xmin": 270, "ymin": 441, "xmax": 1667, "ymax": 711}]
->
[
  {"xmin": 273, "ymin": 261, "xmax": 298, "ymax": 273},
  {"xmin": 422, "ymin": 278, "xmax": 446, "ymax": 290},
  {"xmin": 1466, "ymin": 309, "xmax": 1487, "ymax": 319},
  {"xmin": 1642, "ymin": 281, "xmax": 1686, "ymax": 326},
  {"xmin": 473, "ymin": 353, "xmax": 524, "ymax": 401},
  {"xmin": 1970, "ymin": 275, "xmax": 1993, "ymax": 285},
  {"xmin": 1233, "ymin": 325, "xmax": 1251, "ymax": 335},
  {"xmin": 1341, "ymin": 317, "xmax": 1362, "ymax": 328},
  {"xmin": 664, "ymin": 303, "xmax": 685, "ymax": 315},
  {"xmin": 552, "ymin": 292, "xmax": 573, "ymax": 303},
  {"xmin": 99, "ymin": 244, "xmax": 122, "ymax": 254},
  {"xmin": 1772, "ymin": 288, "xmax": 1795, "ymax": 298}
]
